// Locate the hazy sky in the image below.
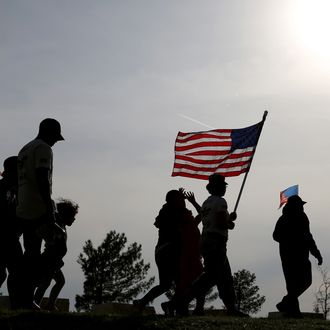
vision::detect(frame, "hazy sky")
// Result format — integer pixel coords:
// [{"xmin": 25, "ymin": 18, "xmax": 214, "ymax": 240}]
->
[{"xmin": 1, "ymin": 0, "xmax": 330, "ymax": 316}]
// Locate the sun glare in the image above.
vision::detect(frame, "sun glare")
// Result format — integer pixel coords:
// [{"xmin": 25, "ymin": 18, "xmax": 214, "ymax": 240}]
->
[{"xmin": 291, "ymin": 0, "xmax": 330, "ymax": 60}]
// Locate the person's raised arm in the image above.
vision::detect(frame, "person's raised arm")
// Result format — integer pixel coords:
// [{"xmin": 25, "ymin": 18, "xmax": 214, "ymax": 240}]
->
[{"xmin": 185, "ymin": 191, "xmax": 201, "ymax": 214}]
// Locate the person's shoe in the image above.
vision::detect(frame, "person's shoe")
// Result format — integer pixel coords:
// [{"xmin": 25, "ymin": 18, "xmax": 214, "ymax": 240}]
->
[
  {"xmin": 161, "ymin": 302, "xmax": 175, "ymax": 316},
  {"xmin": 226, "ymin": 309, "xmax": 249, "ymax": 317},
  {"xmin": 43, "ymin": 304, "xmax": 59, "ymax": 312},
  {"xmin": 175, "ymin": 304, "xmax": 190, "ymax": 317},
  {"xmin": 192, "ymin": 308, "xmax": 205, "ymax": 316},
  {"xmin": 283, "ymin": 310, "xmax": 303, "ymax": 319},
  {"xmin": 276, "ymin": 301, "xmax": 287, "ymax": 313},
  {"xmin": 21, "ymin": 301, "xmax": 41, "ymax": 311},
  {"xmin": 133, "ymin": 299, "xmax": 145, "ymax": 311}
]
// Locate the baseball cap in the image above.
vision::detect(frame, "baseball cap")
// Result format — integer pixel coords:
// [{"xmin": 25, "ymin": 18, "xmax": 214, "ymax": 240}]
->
[{"xmin": 39, "ymin": 118, "xmax": 64, "ymax": 141}]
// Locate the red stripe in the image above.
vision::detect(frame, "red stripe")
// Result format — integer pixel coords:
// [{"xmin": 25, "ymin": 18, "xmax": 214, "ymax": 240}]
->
[
  {"xmin": 175, "ymin": 141, "xmax": 231, "ymax": 152},
  {"xmin": 174, "ymin": 151, "xmax": 254, "ymax": 163},
  {"xmin": 177, "ymin": 135, "xmax": 231, "ymax": 144},
  {"xmin": 175, "ymin": 155, "xmax": 228, "ymax": 165},
  {"xmin": 173, "ymin": 160, "xmax": 251, "ymax": 172},
  {"xmin": 171, "ymin": 172, "xmax": 210, "ymax": 180},
  {"xmin": 171, "ymin": 167, "xmax": 249, "ymax": 179},
  {"xmin": 227, "ymin": 151, "xmax": 254, "ymax": 159},
  {"xmin": 186, "ymin": 150, "xmax": 231, "ymax": 156}
]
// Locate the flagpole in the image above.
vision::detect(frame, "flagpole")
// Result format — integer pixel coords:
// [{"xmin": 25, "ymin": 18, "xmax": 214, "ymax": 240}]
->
[{"xmin": 233, "ymin": 110, "xmax": 268, "ymax": 213}]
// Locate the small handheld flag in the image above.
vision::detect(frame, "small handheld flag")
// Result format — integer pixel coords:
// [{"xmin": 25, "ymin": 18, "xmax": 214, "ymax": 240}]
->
[{"xmin": 279, "ymin": 185, "xmax": 299, "ymax": 208}]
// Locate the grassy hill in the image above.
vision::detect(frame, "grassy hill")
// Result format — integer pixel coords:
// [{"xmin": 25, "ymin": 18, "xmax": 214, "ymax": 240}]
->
[{"xmin": 1, "ymin": 311, "xmax": 330, "ymax": 330}]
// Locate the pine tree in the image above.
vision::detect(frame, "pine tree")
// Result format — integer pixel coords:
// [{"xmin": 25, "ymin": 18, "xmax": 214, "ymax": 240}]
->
[
  {"xmin": 233, "ymin": 269, "xmax": 265, "ymax": 314},
  {"xmin": 75, "ymin": 230, "xmax": 154, "ymax": 311}
]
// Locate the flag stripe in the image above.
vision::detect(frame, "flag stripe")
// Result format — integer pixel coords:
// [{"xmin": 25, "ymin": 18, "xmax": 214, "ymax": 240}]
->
[
  {"xmin": 172, "ymin": 122, "xmax": 261, "ymax": 179},
  {"xmin": 174, "ymin": 155, "xmax": 253, "ymax": 168},
  {"xmin": 175, "ymin": 148, "xmax": 255, "ymax": 160},
  {"xmin": 172, "ymin": 166, "xmax": 250, "ymax": 179},
  {"xmin": 175, "ymin": 141, "xmax": 232, "ymax": 152},
  {"xmin": 176, "ymin": 130, "xmax": 231, "ymax": 141}
]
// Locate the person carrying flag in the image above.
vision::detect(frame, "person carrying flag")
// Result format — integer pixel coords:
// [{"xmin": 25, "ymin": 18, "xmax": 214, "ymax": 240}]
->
[{"xmin": 168, "ymin": 173, "xmax": 248, "ymax": 317}]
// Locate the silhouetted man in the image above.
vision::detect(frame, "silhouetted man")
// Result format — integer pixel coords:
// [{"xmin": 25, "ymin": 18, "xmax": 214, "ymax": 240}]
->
[
  {"xmin": 273, "ymin": 195, "xmax": 323, "ymax": 318},
  {"xmin": 0, "ymin": 156, "xmax": 24, "ymax": 308},
  {"xmin": 17, "ymin": 118, "xmax": 64, "ymax": 309}
]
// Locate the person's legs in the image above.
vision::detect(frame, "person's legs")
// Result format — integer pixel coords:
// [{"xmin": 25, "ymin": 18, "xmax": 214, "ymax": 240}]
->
[
  {"xmin": 215, "ymin": 255, "xmax": 236, "ymax": 311},
  {"xmin": 202, "ymin": 238, "xmax": 246, "ymax": 317},
  {"xmin": 294, "ymin": 260, "xmax": 312, "ymax": 298},
  {"xmin": 0, "ymin": 262, "xmax": 7, "ymax": 288},
  {"xmin": 6, "ymin": 237, "xmax": 24, "ymax": 309},
  {"xmin": 282, "ymin": 259, "xmax": 311, "ymax": 316},
  {"xmin": 0, "ymin": 240, "xmax": 9, "ymax": 287},
  {"xmin": 35, "ymin": 240, "xmax": 65, "ymax": 306},
  {"xmin": 44, "ymin": 270, "xmax": 65, "ymax": 310},
  {"xmin": 21, "ymin": 221, "xmax": 43, "ymax": 309},
  {"xmin": 34, "ymin": 275, "xmax": 53, "ymax": 306},
  {"xmin": 168, "ymin": 239, "xmax": 217, "ymax": 315},
  {"xmin": 200, "ymin": 237, "xmax": 235, "ymax": 310},
  {"xmin": 193, "ymin": 294, "xmax": 206, "ymax": 315},
  {"xmin": 136, "ymin": 247, "xmax": 176, "ymax": 307},
  {"xmin": 277, "ymin": 259, "xmax": 309, "ymax": 317}
]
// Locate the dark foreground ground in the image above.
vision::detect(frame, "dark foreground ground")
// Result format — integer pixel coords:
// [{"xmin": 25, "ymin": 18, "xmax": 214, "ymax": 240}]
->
[{"xmin": 1, "ymin": 311, "xmax": 330, "ymax": 330}]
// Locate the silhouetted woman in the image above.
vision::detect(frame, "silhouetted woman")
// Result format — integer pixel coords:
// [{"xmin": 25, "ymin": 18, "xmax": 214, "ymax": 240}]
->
[{"xmin": 134, "ymin": 190, "xmax": 187, "ymax": 309}]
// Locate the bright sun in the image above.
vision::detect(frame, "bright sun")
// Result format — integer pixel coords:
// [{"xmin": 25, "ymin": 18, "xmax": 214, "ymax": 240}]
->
[{"xmin": 291, "ymin": 0, "xmax": 330, "ymax": 60}]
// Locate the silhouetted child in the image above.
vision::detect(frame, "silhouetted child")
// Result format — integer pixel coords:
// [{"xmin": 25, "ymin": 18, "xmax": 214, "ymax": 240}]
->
[
  {"xmin": 273, "ymin": 195, "xmax": 322, "ymax": 318},
  {"xmin": 0, "ymin": 156, "xmax": 24, "ymax": 309},
  {"xmin": 34, "ymin": 198, "xmax": 78, "ymax": 311},
  {"xmin": 134, "ymin": 190, "xmax": 188, "ymax": 309}
]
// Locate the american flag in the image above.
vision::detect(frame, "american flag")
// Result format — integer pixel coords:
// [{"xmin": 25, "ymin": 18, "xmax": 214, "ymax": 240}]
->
[
  {"xmin": 279, "ymin": 185, "xmax": 299, "ymax": 209},
  {"xmin": 172, "ymin": 121, "xmax": 262, "ymax": 180}
]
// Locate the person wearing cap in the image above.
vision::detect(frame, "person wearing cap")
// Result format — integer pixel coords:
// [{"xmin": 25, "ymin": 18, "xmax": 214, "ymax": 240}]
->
[
  {"xmin": 16, "ymin": 118, "xmax": 64, "ymax": 310},
  {"xmin": 0, "ymin": 156, "xmax": 24, "ymax": 308},
  {"xmin": 169, "ymin": 173, "xmax": 247, "ymax": 317},
  {"xmin": 273, "ymin": 195, "xmax": 323, "ymax": 318}
]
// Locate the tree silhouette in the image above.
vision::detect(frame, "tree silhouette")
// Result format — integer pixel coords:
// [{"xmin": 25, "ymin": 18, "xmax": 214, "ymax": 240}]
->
[
  {"xmin": 233, "ymin": 269, "xmax": 265, "ymax": 314},
  {"xmin": 313, "ymin": 266, "xmax": 330, "ymax": 319},
  {"xmin": 75, "ymin": 230, "xmax": 154, "ymax": 311}
]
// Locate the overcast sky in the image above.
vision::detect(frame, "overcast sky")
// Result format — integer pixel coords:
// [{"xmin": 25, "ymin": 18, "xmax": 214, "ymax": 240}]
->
[{"xmin": 1, "ymin": 0, "xmax": 330, "ymax": 316}]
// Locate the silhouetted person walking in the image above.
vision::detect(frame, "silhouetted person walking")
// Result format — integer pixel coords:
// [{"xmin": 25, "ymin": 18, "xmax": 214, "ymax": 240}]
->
[
  {"xmin": 0, "ymin": 156, "xmax": 24, "ymax": 308},
  {"xmin": 34, "ymin": 198, "xmax": 78, "ymax": 311},
  {"xmin": 134, "ymin": 190, "xmax": 188, "ymax": 309},
  {"xmin": 273, "ymin": 195, "xmax": 323, "ymax": 318},
  {"xmin": 169, "ymin": 174, "xmax": 247, "ymax": 317},
  {"xmin": 17, "ymin": 118, "xmax": 64, "ymax": 309},
  {"xmin": 161, "ymin": 189, "xmax": 205, "ymax": 316}
]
